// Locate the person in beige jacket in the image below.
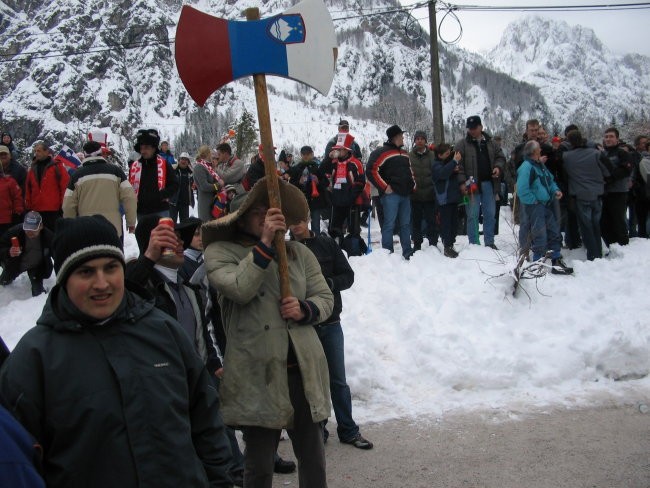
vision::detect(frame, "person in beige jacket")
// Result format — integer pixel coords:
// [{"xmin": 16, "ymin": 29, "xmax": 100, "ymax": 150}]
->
[
  {"xmin": 62, "ymin": 141, "xmax": 136, "ymax": 240},
  {"xmin": 203, "ymin": 177, "xmax": 333, "ymax": 488}
]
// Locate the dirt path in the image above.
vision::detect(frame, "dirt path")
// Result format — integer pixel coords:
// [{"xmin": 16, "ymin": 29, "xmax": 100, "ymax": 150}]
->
[{"xmin": 272, "ymin": 404, "xmax": 650, "ymax": 487}]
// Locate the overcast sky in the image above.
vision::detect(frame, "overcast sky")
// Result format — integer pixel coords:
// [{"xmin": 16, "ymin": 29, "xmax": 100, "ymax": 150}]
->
[{"xmin": 400, "ymin": 0, "xmax": 650, "ymax": 57}]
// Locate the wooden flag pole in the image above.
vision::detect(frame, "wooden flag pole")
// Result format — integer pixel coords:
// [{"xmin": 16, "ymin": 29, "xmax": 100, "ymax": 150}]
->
[{"xmin": 245, "ymin": 7, "xmax": 291, "ymax": 299}]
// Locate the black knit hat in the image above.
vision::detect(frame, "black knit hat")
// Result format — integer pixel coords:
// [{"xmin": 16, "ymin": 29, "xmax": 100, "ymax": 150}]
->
[
  {"xmin": 53, "ymin": 215, "xmax": 125, "ymax": 285},
  {"xmin": 134, "ymin": 129, "xmax": 161, "ymax": 153}
]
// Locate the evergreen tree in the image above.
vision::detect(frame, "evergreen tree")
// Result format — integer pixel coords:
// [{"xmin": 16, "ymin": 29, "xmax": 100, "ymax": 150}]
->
[{"xmin": 231, "ymin": 109, "xmax": 258, "ymax": 162}]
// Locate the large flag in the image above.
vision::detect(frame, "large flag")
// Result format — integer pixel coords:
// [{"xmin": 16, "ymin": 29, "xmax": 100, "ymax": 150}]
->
[
  {"xmin": 56, "ymin": 145, "xmax": 82, "ymax": 170},
  {"xmin": 175, "ymin": 0, "xmax": 337, "ymax": 106}
]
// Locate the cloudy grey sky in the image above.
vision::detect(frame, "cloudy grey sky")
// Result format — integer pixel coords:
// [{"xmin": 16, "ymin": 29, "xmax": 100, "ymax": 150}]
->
[{"xmin": 400, "ymin": 0, "xmax": 650, "ymax": 57}]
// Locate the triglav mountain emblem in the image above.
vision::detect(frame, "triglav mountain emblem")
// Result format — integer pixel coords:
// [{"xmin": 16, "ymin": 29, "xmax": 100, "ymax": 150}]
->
[{"xmin": 267, "ymin": 14, "xmax": 306, "ymax": 44}]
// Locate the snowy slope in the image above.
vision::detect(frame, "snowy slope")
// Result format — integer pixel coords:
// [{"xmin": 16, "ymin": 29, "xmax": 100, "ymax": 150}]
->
[{"xmin": 2, "ymin": 208, "xmax": 649, "ymax": 420}]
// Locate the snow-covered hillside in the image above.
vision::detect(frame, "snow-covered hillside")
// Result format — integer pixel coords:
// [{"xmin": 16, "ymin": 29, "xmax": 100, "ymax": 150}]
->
[{"xmin": 0, "ymin": 2, "xmax": 648, "ymax": 156}]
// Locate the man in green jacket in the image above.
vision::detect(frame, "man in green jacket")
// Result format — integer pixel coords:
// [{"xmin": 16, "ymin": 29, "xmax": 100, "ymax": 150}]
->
[
  {"xmin": 409, "ymin": 130, "xmax": 438, "ymax": 250},
  {"xmin": 204, "ymin": 177, "xmax": 334, "ymax": 488},
  {"xmin": 0, "ymin": 215, "xmax": 234, "ymax": 488}
]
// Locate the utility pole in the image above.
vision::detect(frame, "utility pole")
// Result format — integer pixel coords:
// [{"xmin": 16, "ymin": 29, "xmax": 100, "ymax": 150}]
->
[{"xmin": 428, "ymin": 0, "xmax": 444, "ymax": 143}]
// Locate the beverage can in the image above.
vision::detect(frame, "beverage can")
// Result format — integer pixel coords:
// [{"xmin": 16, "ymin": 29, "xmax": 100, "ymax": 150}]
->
[{"xmin": 159, "ymin": 218, "xmax": 177, "ymax": 256}]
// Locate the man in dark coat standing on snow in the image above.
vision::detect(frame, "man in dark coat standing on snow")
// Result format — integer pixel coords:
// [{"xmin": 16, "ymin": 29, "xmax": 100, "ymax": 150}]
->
[
  {"xmin": 128, "ymin": 129, "xmax": 179, "ymax": 221},
  {"xmin": 366, "ymin": 125, "xmax": 416, "ymax": 259},
  {"xmin": 454, "ymin": 116, "xmax": 505, "ymax": 249},
  {"xmin": 409, "ymin": 130, "xmax": 438, "ymax": 250},
  {"xmin": 0, "ymin": 215, "xmax": 233, "ymax": 488}
]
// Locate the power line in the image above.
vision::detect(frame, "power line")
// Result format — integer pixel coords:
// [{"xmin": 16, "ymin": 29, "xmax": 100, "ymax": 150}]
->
[
  {"xmin": 331, "ymin": 2, "xmax": 428, "ymax": 21},
  {"xmin": 450, "ymin": 1, "xmax": 650, "ymax": 11},
  {"xmin": 0, "ymin": 38, "xmax": 175, "ymax": 63}
]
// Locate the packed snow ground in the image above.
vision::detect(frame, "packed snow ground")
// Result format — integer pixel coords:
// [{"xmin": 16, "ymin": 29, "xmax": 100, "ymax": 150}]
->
[{"xmin": 1, "ymin": 206, "xmax": 649, "ymax": 422}]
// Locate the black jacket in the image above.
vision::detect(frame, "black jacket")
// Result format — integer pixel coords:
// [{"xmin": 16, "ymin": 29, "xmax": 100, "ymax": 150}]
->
[
  {"xmin": 171, "ymin": 166, "xmax": 195, "ymax": 207},
  {"xmin": 288, "ymin": 160, "xmax": 330, "ymax": 210},
  {"xmin": 366, "ymin": 142, "xmax": 415, "ymax": 196},
  {"xmin": 134, "ymin": 156, "xmax": 179, "ymax": 215},
  {"xmin": 242, "ymin": 159, "xmax": 265, "ymax": 191},
  {"xmin": 0, "ymin": 224, "xmax": 54, "ymax": 279},
  {"xmin": 126, "ymin": 256, "xmax": 222, "ymax": 372},
  {"xmin": 296, "ymin": 232, "xmax": 354, "ymax": 324},
  {"xmin": 0, "ymin": 283, "xmax": 233, "ymax": 488}
]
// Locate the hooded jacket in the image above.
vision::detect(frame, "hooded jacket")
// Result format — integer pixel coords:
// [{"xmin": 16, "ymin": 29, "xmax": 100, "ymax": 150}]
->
[
  {"xmin": 409, "ymin": 146, "xmax": 436, "ymax": 202},
  {"xmin": 205, "ymin": 237, "xmax": 333, "ymax": 429},
  {"xmin": 62, "ymin": 156, "xmax": 137, "ymax": 236},
  {"xmin": 25, "ymin": 157, "xmax": 69, "ymax": 212},
  {"xmin": 0, "ymin": 283, "xmax": 233, "ymax": 488}
]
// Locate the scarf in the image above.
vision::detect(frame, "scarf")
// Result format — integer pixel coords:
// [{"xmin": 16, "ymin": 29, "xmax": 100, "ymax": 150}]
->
[{"xmin": 129, "ymin": 155, "xmax": 167, "ymax": 197}]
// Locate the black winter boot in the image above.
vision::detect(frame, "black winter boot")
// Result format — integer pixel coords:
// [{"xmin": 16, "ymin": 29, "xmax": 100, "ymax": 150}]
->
[
  {"xmin": 29, "ymin": 273, "xmax": 46, "ymax": 296},
  {"xmin": 551, "ymin": 258, "xmax": 573, "ymax": 275}
]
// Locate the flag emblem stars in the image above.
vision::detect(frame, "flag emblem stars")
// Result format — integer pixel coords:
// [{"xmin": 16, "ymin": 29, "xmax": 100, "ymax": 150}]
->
[{"xmin": 267, "ymin": 14, "xmax": 306, "ymax": 44}]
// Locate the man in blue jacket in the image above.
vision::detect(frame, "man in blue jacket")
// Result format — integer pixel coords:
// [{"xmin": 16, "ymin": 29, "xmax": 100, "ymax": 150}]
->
[{"xmin": 517, "ymin": 140, "xmax": 573, "ymax": 274}]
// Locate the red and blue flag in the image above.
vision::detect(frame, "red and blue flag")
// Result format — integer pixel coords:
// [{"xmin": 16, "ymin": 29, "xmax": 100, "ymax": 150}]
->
[{"xmin": 56, "ymin": 145, "xmax": 82, "ymax": 170}]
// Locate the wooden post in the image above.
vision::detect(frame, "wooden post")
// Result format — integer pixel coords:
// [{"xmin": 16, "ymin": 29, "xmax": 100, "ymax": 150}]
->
[
  {"xmin": 245, "ymin": 7, "xmax": 291, "ymax": 299},
  {"xmin": 428, "ymin": 0, "xmax": 444, "ymax": 143}
]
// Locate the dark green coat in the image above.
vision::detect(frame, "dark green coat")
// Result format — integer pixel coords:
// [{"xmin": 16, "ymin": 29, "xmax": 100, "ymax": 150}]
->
[
  {"xmin": 409, "ymin": 147, "xmax": 437, "ymax": 202},
  {"xmin": 0, "ymin": 283, "xmax": 233, "ymax": 488},
  {"xmin": 205, "ymin": 239, "xmax": 333, "ymax": 429}
]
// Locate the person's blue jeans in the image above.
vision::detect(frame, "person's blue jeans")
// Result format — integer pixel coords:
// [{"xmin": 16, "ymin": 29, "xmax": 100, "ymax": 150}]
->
[
  {"xmin": 381, "ymin": 193, "xmax": 412, "ymax": 256},
  {"xmin": 518, "ymin": 200, "xmax": 530, "ymax": 251},
  {"xmin": 315, "ymin": 322, "xmax": 358, "ymax": 442},
  {"xmin": 466, "ymin": 181, "xmax": 496, "ymax": 245},
  {"xmin": 524, "ymin": 202, "xmax": 562, "ymax": 261},
  {"xmin": 575, "ymin": 198, "xmax": 603, "ymax": 260}
]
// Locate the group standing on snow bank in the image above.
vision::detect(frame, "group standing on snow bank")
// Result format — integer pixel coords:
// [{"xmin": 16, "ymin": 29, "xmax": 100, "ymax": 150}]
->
[{"xmin": 0, "ymin": 116, "xmax": 648, "ymax": 486}]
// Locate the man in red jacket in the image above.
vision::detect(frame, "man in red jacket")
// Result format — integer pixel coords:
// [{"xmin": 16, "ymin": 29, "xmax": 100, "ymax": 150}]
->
[
  {"xmin": 24, "ymin": 143, "xmax": 69, "ymax": 231},
  {"xmin": 0, "ymin": 155, "xmax": 24, "ymax": 237}
]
